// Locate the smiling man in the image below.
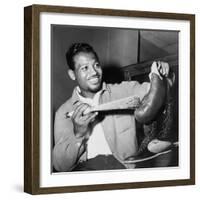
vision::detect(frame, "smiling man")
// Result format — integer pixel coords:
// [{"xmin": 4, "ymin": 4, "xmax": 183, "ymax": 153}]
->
[{"xmin": 53, "ymin": 43, "xmax": 172, "ymax": 172}]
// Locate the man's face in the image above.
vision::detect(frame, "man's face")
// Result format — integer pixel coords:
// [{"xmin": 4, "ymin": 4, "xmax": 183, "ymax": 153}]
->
[{"xmin": 71, "ymin": 52, "xmax": 103, "ymax": 97}]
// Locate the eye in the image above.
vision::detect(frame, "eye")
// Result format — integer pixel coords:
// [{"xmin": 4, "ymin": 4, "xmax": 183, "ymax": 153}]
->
[
  {"xmin": 95, "ymin": 62, "xmax": 101, "ymax": 68},
  {"xmin": 80, "ymin": 66, "xmax": 88, "ymax": 72}
]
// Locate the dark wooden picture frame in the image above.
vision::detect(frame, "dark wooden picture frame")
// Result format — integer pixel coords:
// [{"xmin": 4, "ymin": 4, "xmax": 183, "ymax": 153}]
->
[{"xmin": 24, "ymin": 4, "xmax": 195, "ymax": 194}]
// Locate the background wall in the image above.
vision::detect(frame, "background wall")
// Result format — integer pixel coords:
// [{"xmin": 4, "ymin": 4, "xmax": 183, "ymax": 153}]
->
[
  {"xmin": 0, "ymin": 0, "xmax": 199, "ymax": 200},
  {"xmin": 52, "ymin": 25, "xmax": 139, "ymax": 111},
  {"xmin": 52, "ymin": 25, "xmax": 178, "ymax": 112}
]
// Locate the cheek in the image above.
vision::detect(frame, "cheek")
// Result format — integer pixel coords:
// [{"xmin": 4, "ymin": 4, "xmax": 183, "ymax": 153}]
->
[
  {"xmin": 79, "ymin": 73, "xmax": 91, "ymax": 86},
  {"xmin": 97, "ymin": 68, "xmax": 103, "ymax": 76},
  {"xmin": 76, "ymin": 72, "xmax": 85, "ymax": 82}
]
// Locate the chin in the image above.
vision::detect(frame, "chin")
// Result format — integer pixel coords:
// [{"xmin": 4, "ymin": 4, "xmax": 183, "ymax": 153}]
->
[{"xmin": 89, "ymin": 84, "xmax": 102, "ymax": 93}]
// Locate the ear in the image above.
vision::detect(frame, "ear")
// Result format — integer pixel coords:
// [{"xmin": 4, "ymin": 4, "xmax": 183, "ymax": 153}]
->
[{"xmin": 68, "ymin": 69, "xmax": 76, "ymax": 81}]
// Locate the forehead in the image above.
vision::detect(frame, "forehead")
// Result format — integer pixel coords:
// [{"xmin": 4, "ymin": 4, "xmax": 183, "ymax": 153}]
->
[{"xmin": 73, "ymin": 52, "xmax": 97, "ymax": 65}]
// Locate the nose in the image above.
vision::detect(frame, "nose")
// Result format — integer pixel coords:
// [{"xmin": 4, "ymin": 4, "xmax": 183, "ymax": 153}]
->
[{"xmin": 89, "ymin": 65, "xmax": 97, "ymax": 76}]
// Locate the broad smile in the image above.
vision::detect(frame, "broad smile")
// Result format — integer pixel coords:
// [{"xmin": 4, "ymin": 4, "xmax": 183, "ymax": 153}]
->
[{"xmin": 88, "ymin": 76, "xmax": 101, "ymax": 84}]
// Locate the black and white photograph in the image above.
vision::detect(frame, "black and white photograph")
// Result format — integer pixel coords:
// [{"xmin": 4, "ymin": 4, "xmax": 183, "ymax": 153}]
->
[
  {"xmin": 51, "ymin": 25, "xmax": 179, "ymax": 172},
  {"xmin": 24, "ymin": 5, "xmax": 195, "ymax": 194}
]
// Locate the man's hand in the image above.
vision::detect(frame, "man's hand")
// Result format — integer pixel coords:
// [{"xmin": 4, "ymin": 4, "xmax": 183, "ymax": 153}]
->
[
  {"xmin": 71, "ymin": 101, "xmax": 98, "ymax": 138},
  {"xmin": 151, "ymin": 61, "xmax": 170, "ymax": 78}
]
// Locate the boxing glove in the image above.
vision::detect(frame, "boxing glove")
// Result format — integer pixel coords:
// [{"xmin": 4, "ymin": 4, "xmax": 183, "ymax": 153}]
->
[{"xmin": 135, "ymin": 73, "xmax": 166, "ymax": 124}]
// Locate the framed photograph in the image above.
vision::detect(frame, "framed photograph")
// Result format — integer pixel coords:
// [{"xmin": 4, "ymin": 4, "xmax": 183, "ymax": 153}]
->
[{"xmin": 24, "ymin": 4, "xmax": 195, "ymax": 194}]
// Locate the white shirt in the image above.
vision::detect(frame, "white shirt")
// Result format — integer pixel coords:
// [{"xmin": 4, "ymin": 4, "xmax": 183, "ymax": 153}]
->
[{"xmin": 76, "ymin": 87, "xmax": 112, "ymax": 159}]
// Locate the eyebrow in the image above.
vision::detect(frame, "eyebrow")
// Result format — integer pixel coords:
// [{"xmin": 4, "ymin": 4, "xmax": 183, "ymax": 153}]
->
[{"xmin": 77, "ymin": 59, "xmax": 97, "ymax": 67}]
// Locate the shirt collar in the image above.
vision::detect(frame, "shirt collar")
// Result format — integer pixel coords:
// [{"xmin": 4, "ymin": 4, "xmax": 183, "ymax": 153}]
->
[{"xmin": 71, "ymin": 82, "xmax": 108, "ymax": 105}]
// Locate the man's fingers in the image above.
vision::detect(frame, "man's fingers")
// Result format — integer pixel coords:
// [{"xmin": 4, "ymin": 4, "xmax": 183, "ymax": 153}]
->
[
  {"xmin": 73, "ymin": 103, "xmax": 90, "ymax": 119},
  {"xmin": 72, "ymin": 103, "xmax": 83, "ymax": 118},
  {"xmin": 72, "ymin": 101, "xmax": 82, "ymax": 116},
  {"xmin": 165, "ymin": 63, "xmax": 170, "ymax": 77},
  {"xmin": 157, "ymin": 61, "xmax": 163, "ymax": 75},
  {"xmin": 84, "ymin": 112, "xmax": 98, "ymax": 123},
  {"xmin": 77, "ymin": 104, "xmax": 91, "ymax": 118},
  {"xmin": 73, "ymin": 100, "xmax": 80, "ymax": 105},
  {"xmin": 162, "ymin": 62, "xmax": 167, "ymax": 76},
  {"xmin": 157, "ymin": 61, "xmax": 170, "ymax": 77},
  {"xmin": 83, "ymin": 107, "xmax": 93, "ymax": 115},
  {"xmin": 157, "ymin": 61, "xmax": 161, "ymax": 70}
]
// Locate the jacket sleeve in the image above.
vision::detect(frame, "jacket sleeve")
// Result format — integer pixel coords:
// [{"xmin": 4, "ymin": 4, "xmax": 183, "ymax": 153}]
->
[{"xmin": 53, "ymin": 108, "xmax": 87, "ymax": 172}]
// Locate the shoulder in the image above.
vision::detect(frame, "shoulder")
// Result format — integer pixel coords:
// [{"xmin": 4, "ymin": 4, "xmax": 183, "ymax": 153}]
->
[
  {"xmin": 55, "ymin": 97, "xmax": 74, "ymax": 119},
  {"xmin": 55, "ymin": 87, "xmax": 78, "ymax": 117}
]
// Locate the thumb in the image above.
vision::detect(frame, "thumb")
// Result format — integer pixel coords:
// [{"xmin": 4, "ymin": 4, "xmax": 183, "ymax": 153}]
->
[{"xmin": 151, "ymin": 61, "xmax": 159, "ymax": 74}]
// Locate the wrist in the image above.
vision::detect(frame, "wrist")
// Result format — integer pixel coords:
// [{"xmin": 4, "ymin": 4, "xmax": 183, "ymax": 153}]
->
[
  {"xmin": 74, "ymin": 129, "xmax": 90, "ymax": 139},
  {"xmin": 75, "ymin": 132, "xmax": 85, "ymax": 139}
]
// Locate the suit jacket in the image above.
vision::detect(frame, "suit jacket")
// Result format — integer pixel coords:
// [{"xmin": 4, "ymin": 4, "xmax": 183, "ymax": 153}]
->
[{"xmin": 53, "ymin": 81, "xmax": 150, "ymax": 171}]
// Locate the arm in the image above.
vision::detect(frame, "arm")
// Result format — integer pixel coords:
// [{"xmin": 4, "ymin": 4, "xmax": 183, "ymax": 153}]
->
[
  {"xmin": 134, "ymin": 73, "xmax": 166, "ymax": 124},
  {"xmin": 53, "ymin": 110, "xmax": 86, "ymax": 172},
  {"xmin": 134, "ymin": 61, "xmax": 171, "ymax": 124},
  {"xmin": 53, "ymin": 102, "xmax": 97, "ymax": 172}
]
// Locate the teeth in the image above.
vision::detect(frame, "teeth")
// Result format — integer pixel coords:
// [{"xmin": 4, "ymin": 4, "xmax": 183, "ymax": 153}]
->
[
  {"xmin": 89, "ymin": 77, "xmax": 99, "ymax": 84},
  {"xmin": 90, "ymin": 78, "xmax": 98, "ymax": 81}
]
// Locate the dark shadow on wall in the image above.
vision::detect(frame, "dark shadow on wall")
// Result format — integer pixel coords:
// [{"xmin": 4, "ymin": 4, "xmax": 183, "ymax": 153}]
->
[{"xmin": 102, "ymin": 64, "xmax": 125, "ymax": 84}]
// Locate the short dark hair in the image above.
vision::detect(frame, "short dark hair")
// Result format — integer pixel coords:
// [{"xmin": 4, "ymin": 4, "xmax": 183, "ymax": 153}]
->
[{"xmin": 66, "ymin": 43, "xmax": 99, "ymax": 70}]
